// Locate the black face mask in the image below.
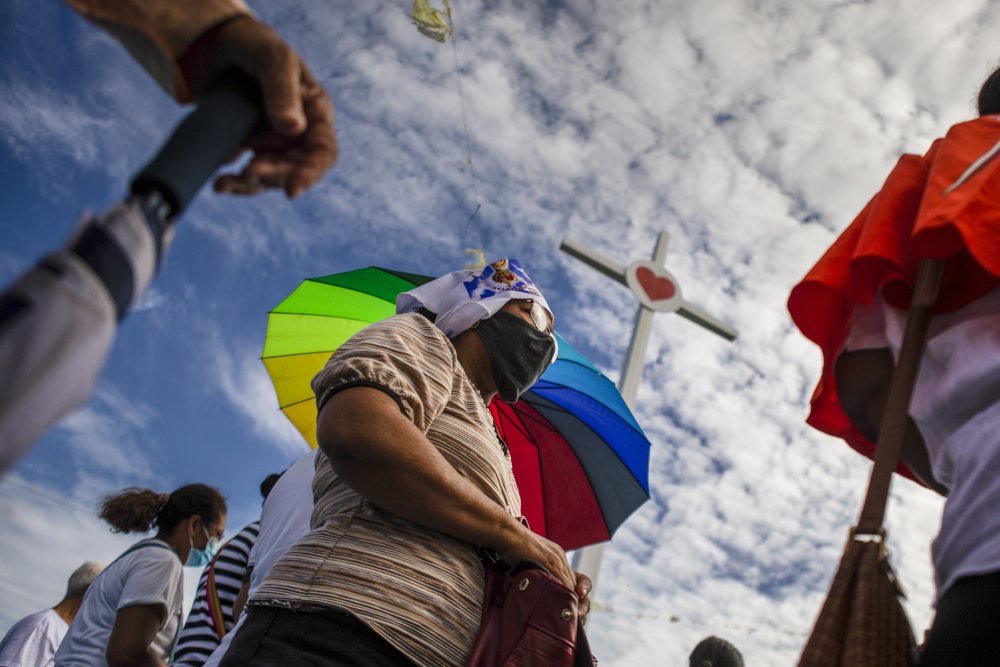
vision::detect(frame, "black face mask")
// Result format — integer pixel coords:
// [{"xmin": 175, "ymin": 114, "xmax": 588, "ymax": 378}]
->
[{"xmin": 473, "ymin": 311, "xmax": 557, "ymax": 403}]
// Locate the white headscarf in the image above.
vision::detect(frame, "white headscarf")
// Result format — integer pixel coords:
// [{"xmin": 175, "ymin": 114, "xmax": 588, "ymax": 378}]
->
[{"xmin": 396, "ymin": 259, "xmax": 552, "ymax": 338}]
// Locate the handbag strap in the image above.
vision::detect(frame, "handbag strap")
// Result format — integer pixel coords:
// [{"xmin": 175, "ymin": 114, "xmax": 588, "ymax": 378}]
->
[
  {"xmin": 855, "ymin": 258, "xmax": 946, "ymax": 536},
  {"xmin": 205, "ymin": 543, "xmax": 229, "ymax": 640}
]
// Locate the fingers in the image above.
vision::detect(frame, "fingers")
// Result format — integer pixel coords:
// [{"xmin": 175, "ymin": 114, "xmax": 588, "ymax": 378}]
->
[
  {"xmin": 499, "ymin": 529, "xmax": 576, "ymax": 591},
  {"xmin": 198, "ymin": 19, "xmax": 337, "ymax": 197},
  {"xmin": 574, "ymin": 572, "xmax": 592, "ymax": 599},
  {"xmin": 551, "ymin": 554, "xmax": 576, "ymax": 591},
  {"xmin": 574, "ymin": 571, "xmax": 592, "ymax": 626},
  {"xmin": 221, "ymin": 19, "xmax": 307, "ymax": 137},
  {"xmin": 254, "ymin": 44, "xmax": 306, "ymax": 136},
  {"xmin": 213, "ymin": 58, "xmax": 337, "ymax": 198},
  {"xmin": 213, "ymin": 135, "xmax": 333, "ymax": 198}
]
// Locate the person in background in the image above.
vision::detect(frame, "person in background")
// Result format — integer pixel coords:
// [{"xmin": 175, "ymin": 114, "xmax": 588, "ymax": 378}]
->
[
  {"xmin": 54, "ymin": 485, "xmax": 226, "ymax": 667},
  {"xmin": 787, "ymin": 64, "xmax": 1000, "ymax": 665},
  {"xmin": 688, "ymin": 636, "xmax": 744, "ymax": 667},
  {"xmin": 171, "ymin": 474, "xmax": 281, "ymax": 667},
  {"xmin": 0, "ymin": 0, "xmax": 339, "ymax": 476},
  {"xmin": 0, "ymin": 562, "xmax": 105, "ymax": 667},
  {"xmin": 220, "ymin": 260, "xmax": 590, "ymax": 667},
  {"xmin": 201, "ymin": 451, "xmax": 317, "ymax": 667}
]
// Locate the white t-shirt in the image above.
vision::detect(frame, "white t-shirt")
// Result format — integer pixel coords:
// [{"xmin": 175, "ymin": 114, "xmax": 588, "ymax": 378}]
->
[
  {"xmin": 0, "ymin": 609, "xmax": 68, "ymax": 667},
  {"xmin": 200, "ymin": 450, "xmax": 316, "ymax": 667},
  {"xmin": 54, "ymin": 539, "xmax": 183, "ymax": 667},
  {"xmin": 849, "ymin": 285, "xmax": 1000, "ymax": 599}
]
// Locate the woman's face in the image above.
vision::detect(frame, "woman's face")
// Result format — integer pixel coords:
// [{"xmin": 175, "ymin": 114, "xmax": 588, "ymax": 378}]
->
[{"xmin": 192, "ymin": 513, "xmax": 227, "ymax": 549}]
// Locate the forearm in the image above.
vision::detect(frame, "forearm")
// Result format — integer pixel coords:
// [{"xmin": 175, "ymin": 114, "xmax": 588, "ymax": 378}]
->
[
  {"xmin": 317, "ymin": 388, "xmax": 526, "ymax": 553},
  {"xmin": 232, "ymin": 573, "xmax": 251, "ymax": 620},
  {"xmin": 900, "ymin": 421, "xmax": 949, "ymax": 496},
  {"xmin": 110, "ymin": 648, "xmax": 164, "ymax": 667},
  {"xmin": 0, "ymin": 254, "xmax": 115, "ymax": 475},
  {"xmin": 108, "ymin": 646, "xmax": 166, "ymax": 667},
  {"xmin": 836, "ymin": 348, "xmax": 947, "ymax": 496},
  {"xmin": 106, "ymin": 605, "xmax": 169, "ymax": 667},
  {"xmin": 0, "ymin": 201, "xmax": 164, "ymax": 474},
  {"xmin": 59, "ymin": 0, "xmax": 252, "ymax": 102}
]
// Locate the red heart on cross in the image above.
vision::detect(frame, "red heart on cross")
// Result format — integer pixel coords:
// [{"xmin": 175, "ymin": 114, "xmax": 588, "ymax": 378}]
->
[{"xmin": 636, "ymin": 267, "xmax": 676, "ymax": 301}]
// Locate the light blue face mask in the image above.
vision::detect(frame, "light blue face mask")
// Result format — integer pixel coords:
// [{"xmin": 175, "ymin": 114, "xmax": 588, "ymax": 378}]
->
[{"xmin": 186, "ymin": 522, "xmax": 220, "ymax": 568}]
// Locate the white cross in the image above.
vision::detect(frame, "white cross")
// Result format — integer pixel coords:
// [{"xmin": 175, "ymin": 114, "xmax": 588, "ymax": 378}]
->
[{"xmin": 560, "ymin": 231, "xmax": 737, "ymax": 591}]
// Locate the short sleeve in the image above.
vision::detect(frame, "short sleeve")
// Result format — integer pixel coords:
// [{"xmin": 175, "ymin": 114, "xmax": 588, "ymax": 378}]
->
[
  {"xmin": 310, "ymin": 314, "xmax": 456, "ymax": 433},
  {"xmin": 118, "ymin": 549, "xmax": 183, "ymax": 622},
  {"xmin": 0, "ymin": 611, "xmax": 66, "ymax": 667}
]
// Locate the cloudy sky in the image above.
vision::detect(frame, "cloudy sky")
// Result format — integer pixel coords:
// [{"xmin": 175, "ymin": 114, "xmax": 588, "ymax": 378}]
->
[{"xmin": 2, "ymin": 0, "xmax": 997, "ymax": 663}]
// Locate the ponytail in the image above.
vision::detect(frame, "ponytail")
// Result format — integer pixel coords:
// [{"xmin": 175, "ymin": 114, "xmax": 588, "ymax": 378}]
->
[
  {"xmin": 99, "ymin": 488, "xmax": 161, "ymax": 533},
  {"xmin": 99, "ymin": 484, "xmax": 226, "ymax": 534}
]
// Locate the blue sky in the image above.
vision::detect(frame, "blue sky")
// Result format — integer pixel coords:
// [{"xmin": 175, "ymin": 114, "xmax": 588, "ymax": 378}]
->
[{"xmin": 2, "ymin": 0, "xmax": 999, "ymax": 663}]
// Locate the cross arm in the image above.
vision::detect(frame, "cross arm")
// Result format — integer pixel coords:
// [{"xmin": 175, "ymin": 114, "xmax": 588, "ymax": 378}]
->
[
  {"xmin": 559, "ymin": 237, "xmax": 627, "ymax": 286},
  {"xmin": 676, "ymin": 303, "xmax": 738, "ymax": 341}
]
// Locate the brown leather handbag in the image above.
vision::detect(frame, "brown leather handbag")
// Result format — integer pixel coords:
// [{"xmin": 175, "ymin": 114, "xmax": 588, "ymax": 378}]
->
[
  {"xmin": 466, "ymin": 558, "xmax": 595, "ymax": 667},
  {"xmin": 798, "ymin": 259, "xmax": 945, "ymax": 667}
]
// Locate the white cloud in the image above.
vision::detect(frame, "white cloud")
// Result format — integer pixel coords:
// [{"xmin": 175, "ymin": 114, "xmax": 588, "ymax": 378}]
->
[
  {"xmin": 0, "ymin": 83, "xmax": 112, "ymax": 169},
  {"xmin": 0, "ymin": 478, "xmax": 134, "ymax": 632},
  {"xmin": 54, "ymin": 386, "xmax": 163, "ymax": 494},
  {"xmin": 205, "ymin": 329, "xmax": 312, "ymax": 458},
  {"xmin": 2, "ymin": 0, "xmax": 995, "ymax": 661},
  {"xmin": 131, "ymin": 288, "xmax": 166, "ymax": 313}
]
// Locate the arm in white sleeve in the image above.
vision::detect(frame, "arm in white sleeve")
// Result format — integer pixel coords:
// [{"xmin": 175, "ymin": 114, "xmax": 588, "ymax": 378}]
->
[{"xmin": 0, "ymin": 201, "xmax": 164, "ymax": 474}]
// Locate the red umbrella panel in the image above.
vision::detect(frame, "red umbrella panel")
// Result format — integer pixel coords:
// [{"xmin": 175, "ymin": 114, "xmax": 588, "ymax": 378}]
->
[{"xmin": 491, "ymin": 333, "xmax": 651, "ymax": 552}]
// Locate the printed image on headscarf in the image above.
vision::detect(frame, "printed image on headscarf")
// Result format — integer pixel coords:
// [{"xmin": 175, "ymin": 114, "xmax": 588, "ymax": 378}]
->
[{"xmin": 463, "ymin": 260, "xmax": 542, "ymax": 300}]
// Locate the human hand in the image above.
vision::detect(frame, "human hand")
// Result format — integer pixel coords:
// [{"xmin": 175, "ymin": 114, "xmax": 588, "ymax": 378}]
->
[
  {"xmin": 499, "ymin": 527, "xmax": 576, "ymax": 591},
  {"xmin": 179, "ymin": 16, "xmax": 338, "ymax": 197},
  {"xmin": 574, "ymin": 571, "xmax": 592, "ymax": 626}
]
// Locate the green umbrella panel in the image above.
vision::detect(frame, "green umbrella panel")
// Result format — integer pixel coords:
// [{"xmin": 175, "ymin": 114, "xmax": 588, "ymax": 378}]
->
[{"xmin": 262, "ymin": 267, "xmax": 432, "ymax": 448}]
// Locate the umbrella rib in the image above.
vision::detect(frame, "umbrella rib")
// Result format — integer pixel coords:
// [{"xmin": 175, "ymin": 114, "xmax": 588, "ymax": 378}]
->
[
  {"xmin": 262, "ymin": 350, "xmax": 336, "ymax": 361},
  {"xmin": 267, "ymin": 311, "xmax": 388, "ymax": 324},
  {"xmin": 496, "ymin": 404, "xmax": 556, "ymax": 442},
  {"xmin": 510, "ymin": 401, "xmax": 562, "ymax": 434},
  {"xmin": 496, "ymin": 404, "xmax": 533, "ymax": 442}
]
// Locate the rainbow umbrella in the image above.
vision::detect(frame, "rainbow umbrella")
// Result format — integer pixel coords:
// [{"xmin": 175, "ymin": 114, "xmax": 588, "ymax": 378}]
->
[{"xmin": 262, "ymin": 267, "xmax": 651, "ymax": 551}]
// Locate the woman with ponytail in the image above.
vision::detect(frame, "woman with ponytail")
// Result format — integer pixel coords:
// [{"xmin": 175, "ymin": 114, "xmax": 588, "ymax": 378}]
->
[{"xmin": 54, "ymin": 484, "xmax": 226, "ymax": 667}]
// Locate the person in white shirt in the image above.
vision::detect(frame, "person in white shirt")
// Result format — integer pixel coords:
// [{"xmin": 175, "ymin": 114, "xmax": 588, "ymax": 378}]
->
[
  {"xmin": 200, "ymin": 450, "xmax": 316, "ymax": 667},
  {"xmin": 0, "ymin": 562, "xmax": 105, "ymax": 667},
  {"xmin": 54, "ymin": 485, "xmax": 226, "ymax": 667}
]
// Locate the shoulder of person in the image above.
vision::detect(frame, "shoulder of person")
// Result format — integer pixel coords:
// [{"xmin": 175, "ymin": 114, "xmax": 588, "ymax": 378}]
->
[
  {"xmin": 225, "ymin": 522, "xmax": 260, "ymax": 550},
  {"xmin": 38, "ymin": 608, "xmax": 67, "ymax": 630},
  {"xmin": 123, "ymin": 540, "xmax": 182, "ymax": 571},
  {"xmin": 342, "ymin": 313, "xmax": 454, "ymax": 360},
  {"xmin": 365, "ymin": 312, "xmax": 446, "ymax": 339}
]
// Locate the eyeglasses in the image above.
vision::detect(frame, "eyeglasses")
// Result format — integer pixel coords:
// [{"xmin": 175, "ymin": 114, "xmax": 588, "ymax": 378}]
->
[
  {"xmin": 524, "ymin": 300, "xmax": 559, "ymax": 364},
  {"xmin": 526, "ymin": 300, "xmax": 551, "ymax": 334}
]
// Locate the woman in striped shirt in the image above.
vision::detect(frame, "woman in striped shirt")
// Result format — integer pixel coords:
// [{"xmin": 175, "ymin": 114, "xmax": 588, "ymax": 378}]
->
[{"xmin": 219, "ymin": 260, "xmax": 591, "ymax": 667}]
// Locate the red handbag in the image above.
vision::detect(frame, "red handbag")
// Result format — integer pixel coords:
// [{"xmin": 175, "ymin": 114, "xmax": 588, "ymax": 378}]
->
[{"xmin": 466, "ymin": 558, "xmax": 595, "ymax": 667}]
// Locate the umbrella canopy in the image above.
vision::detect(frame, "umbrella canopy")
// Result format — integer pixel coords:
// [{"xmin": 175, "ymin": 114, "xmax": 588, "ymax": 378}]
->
[{"xmin": 262, "ymin": 267, "xmax": 651, "ymax": 550}]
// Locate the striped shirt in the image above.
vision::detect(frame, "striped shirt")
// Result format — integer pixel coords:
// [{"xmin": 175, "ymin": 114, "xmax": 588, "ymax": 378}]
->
[
  {"xmin": 171, "ymin": 523, "xmax": 259, "ymax": 667},
  {"xmin": 252, "ymin": 313, "xmax": 521, "ymax": 667}
]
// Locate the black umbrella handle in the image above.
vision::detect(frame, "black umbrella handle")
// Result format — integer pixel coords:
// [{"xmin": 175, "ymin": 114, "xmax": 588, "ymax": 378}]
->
[{"xmin": 130, "ymin": 69, "xmax": 265, "ymax": 219}]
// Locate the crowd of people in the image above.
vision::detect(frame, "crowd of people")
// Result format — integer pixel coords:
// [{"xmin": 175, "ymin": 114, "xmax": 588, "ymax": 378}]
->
[
  {"xmin": 2, "ymin": 258, "xmax": 590, "ymax": 667},
  {"xmin": 2, "ymin": 0, "xmax": 1000, "ymax": 665}
]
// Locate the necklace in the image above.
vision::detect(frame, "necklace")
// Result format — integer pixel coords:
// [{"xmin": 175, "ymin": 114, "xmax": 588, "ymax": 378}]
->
[{"xmin": 473, "ymin": 383, "xmax": 509, "ymax": 457}]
